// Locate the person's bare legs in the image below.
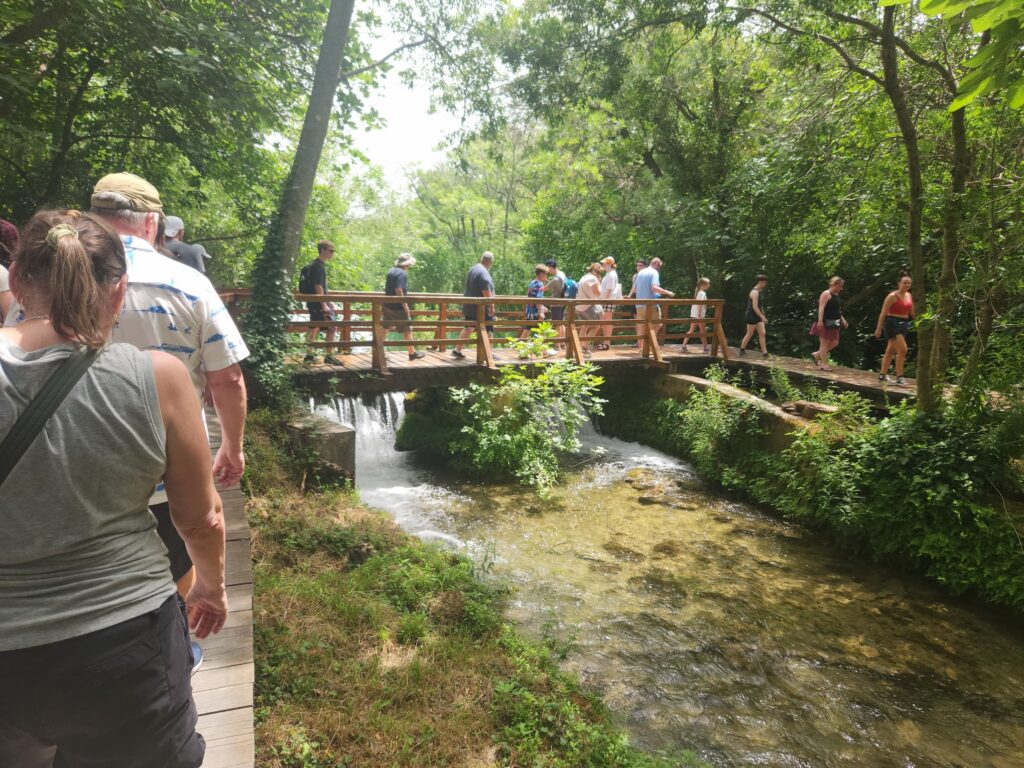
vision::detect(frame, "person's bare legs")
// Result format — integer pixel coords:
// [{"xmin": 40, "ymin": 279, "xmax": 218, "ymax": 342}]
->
[
  {"xmin": 813, "ymin": 333, "xmax": 830, "ymax": 368},
  {"xmin": 455, "ymin": 327, "xmax": 473, "ymax": 353},
  {"xmin": 755, "ymin": 322, "xmax": 767, "ymax": 354},
  {"xmin": 893, "ymin": 335, "xmax": 908, "ymax": 378},
  {"xmin": 601, "ymin": 310, "xmax": 613, "ymax": 348},
  {"xmin": 880, "ymin": 340, "xmax": 896, "ymax": 377},
  {"xmin": 740, "ymin": 323, "xmax": 756, "ymax": 351}
]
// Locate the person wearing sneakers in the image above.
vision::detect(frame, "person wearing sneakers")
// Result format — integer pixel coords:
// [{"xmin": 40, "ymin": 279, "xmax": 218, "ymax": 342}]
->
[
  {"xmin": 681, "ymin": 277, "xmax": 712, "ymax": 353},
  {"xmin": 301, "ymin": 240, "xmax": 340, "ymax": 366},
  {"xmin": 597, "ymin": 256, "xmax": 621, "ymax": 349},
  {"xmin": 739, "ymin": 273, "xmax": 769, "ymax": 357},
  {"xmin": 633, "ymin": 257, "xmax": 674, "ymax": 349},
  {"xmin": 89, "ymin": 172, "xmax": 246, "ymax": 676},
  {"xmin": 578, "ymin": 262, "xmax": 604, "ymax": 356},
  {"xmin": 810, "ymin": 277, "xmax": 847, "ymax": 371},
  {"xmin": 452, "ymin": 252, "xmax": 496, "ymax": 359},
  {"xmin": 384, "ymin": 253, "xmax": 425, "ymax": 361},
  {"xmin": 875, "ymin": 270, "xmax": 914, "ymax": 387}
]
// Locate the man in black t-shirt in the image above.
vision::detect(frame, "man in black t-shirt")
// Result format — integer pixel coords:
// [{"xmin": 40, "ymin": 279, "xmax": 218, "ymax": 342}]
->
[
  {"xmin": 303, "ymin": 240, "xmax": 340, "ymax": 365},
  {"xmin": 384, "ymin": 253, "xmax": 425, "ymax": 361}
]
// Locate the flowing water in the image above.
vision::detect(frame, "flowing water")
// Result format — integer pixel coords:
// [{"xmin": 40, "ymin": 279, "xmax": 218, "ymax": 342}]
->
[{"xmin": 315, "ymin": 394, "xmax": 1024, "ymax": 768}]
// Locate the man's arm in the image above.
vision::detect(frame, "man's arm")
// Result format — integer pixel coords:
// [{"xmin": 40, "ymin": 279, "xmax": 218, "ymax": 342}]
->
[
  {"xmin": 653, "ymin": 285, "xmax": 675, "ymax": 297},
  {"xmin": 207, "ymin": 363, "xmax": 247, "ymax": 487},
  {"xmin": 151, "ymin": 352, "xmax": 227, "ymax": 639},
  {"xmin": 395, "ymin": 286, "xmax": 410, "ymax": 314}
]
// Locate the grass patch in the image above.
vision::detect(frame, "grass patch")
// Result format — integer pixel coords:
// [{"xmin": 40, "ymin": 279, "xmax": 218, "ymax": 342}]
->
[{"xmin": 247, "ymin": 409, "xmax": 705, "ymax": 767}]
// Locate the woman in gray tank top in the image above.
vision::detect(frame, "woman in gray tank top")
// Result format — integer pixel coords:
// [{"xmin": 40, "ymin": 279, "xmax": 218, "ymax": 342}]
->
[{"xmin": 0, "ymin": 210, "xmax": 227, "ymax": 768}]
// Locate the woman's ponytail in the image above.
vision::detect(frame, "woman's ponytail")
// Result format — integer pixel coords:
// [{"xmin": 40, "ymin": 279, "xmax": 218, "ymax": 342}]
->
[
  {"xmin": 49, "ymin": 223, "xmax": 107, "ymax": 349},
  {"xmin": 11, "ymin": 210, "xmax": 126, "ymax": 350}
]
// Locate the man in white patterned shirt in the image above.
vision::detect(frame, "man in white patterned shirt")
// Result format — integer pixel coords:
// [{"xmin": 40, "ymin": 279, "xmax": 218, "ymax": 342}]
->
[{"xmin": 91, "ymin": 173, "xmax": 249, "ymax": 607}]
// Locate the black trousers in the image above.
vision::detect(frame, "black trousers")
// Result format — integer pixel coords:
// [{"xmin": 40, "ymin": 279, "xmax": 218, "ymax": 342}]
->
[{"xmin": 0, "ymin": 595, "xmax": 204, "ymax": 768}]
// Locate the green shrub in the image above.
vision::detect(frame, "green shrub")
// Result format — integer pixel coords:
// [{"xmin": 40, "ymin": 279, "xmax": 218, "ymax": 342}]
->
[{"xmin": 396, "ymin": 363, "xmax": 606, "ymax": 492}]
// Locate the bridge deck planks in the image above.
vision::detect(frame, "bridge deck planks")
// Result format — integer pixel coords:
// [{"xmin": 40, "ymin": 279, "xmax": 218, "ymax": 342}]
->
[
  {"xmin": 289, "ymin": 343, "xmax": 918, "ymax": 402},
  {"xmin": 194, "ymin": 411, "xmax": 254, "ymax": 768}
]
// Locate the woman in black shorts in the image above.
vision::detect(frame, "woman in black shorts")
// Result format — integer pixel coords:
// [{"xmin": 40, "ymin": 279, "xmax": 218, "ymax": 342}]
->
[
  {"xmin": 739, "ymin": 274, "xmax": 769, "ymax": 356},
  {"xmin": 874, "ymin": 270, "xmax": 914, "ymax": 386}
]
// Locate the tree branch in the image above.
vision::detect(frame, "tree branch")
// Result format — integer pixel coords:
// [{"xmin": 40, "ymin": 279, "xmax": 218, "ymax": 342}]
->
[
  {"xmin": 338, "ymin": 37, "xmax": 429, "ymax": 82},
  {"xmin": 742, "ymin": 7, "xmax": 885, "ymax": 87}
]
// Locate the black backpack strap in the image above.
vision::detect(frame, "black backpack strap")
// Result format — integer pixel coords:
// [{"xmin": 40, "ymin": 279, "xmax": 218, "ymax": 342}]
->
[{"xmin": 0, "ymin": 344, "xmax": 100, "ymax": 489}]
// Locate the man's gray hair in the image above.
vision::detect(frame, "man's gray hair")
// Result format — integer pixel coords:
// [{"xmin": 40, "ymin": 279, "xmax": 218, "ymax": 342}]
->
[
  {"xmin": 650, "ymin": 257, "xmax": 664, "ymax": 268},
  {"xmin": 481, "ymin": 251, "xmax": 495, "ymax": 263}
]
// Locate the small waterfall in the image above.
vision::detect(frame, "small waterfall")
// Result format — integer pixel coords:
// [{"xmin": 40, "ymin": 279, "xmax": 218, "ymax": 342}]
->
[{"xmin": 311, "ymin": 392, "xmax": 465, "ymax": 548}]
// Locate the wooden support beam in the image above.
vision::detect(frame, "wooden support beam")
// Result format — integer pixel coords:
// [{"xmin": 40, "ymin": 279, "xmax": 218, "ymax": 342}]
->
[
  {"xmin": 371, "ymin": 303, "xmax": 388, "ymax": 374},
  {"xmin": 476, "ymin": 308, "xmax": 496, "ymax": 369},
  {"xmin": 565, "ymin": 305, "xmax": 584, "ymax": 364}
]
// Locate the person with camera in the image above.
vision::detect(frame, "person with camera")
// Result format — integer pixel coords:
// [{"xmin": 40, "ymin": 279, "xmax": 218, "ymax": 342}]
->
[{"xmin": 809, "ymin": 276, "xmax": 847, "ymax": 371}]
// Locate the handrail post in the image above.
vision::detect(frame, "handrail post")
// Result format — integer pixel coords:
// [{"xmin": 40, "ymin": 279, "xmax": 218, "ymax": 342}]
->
[
  {"xmin": 342, "ymin": 302, "xmax": 351, "ymax": 345},
  {"xmin": 435, "ymin": 302, "xmax": 448, "ymax": 351},
  {"xmin": 476, "ymin": 301, "xmax": 495, "ymax": 369},
  {"xmin": 371, "ymin": 301, "xmax": 388, "ymax": 375},
  {"xmin": 713, "ymin": 300, "xmax": 730, "ymax": 360},
  {"xmin": 565, "ymin": 303, "xmax": 583, "ymax": 363}
]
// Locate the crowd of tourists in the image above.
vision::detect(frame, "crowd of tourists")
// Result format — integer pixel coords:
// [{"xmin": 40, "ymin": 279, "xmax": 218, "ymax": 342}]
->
[
  {"xmin": 292, "ymin": 242, "xmax": 916, "ymax": 385},
  {"xmin": 1, "ymin": 173, "xmax": 246, "ymax": 767}
]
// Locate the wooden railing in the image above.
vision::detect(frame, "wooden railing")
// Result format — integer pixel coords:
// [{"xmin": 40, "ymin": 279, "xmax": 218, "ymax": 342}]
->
[{"xmin": 219, "ymin": 290, "xmax": 729, "ymax": 374}]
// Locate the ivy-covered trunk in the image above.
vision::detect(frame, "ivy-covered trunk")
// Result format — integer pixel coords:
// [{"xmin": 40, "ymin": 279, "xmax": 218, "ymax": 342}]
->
[{"xmin": 246, "ymin": 0, "xmax": 356, "ymax": 397}]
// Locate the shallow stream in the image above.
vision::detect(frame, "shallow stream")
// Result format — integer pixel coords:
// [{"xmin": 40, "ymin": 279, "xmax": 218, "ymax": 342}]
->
[{"xmin": 316, "ymin": 394, "xmax": 1024, "ymax": 767}]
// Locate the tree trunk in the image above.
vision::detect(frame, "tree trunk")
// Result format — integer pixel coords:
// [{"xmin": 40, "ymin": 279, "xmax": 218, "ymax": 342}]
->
[
  {"xmin": 880, "ymin": 7, "xmax": 935, "ymax": 410},
  {"xmin": 931, "ymin": 105, "xmax": 969, "ymax": 383},
  {"xmin": 42, "ymin": 57, "xmax": 101, "ymax": 206},
  {"xmin": 246, "ymin": 0, "xmax": 356, "ymax": 397}
]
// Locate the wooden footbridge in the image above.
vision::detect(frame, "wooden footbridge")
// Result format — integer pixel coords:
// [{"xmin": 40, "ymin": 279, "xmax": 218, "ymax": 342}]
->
[{"xmin": 221, "ymin": 290, "xmax": 917, "ymax": 401}]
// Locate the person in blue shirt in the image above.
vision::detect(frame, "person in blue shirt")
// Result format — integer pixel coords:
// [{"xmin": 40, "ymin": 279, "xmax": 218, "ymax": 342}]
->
[
  {"xmin": 453, "ymin": 252, "xmax": 495, "ymax": 359},
  {"xmin": 632, "ymin": 257, "xmax": 674, "ymax": 348},
  {"xmin": 520, "ymin": 264, "xmax": 548, "ymax": 340}
]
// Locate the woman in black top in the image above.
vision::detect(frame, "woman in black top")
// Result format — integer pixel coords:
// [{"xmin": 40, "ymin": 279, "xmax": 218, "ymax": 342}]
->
[
  {"xmin": 739, "ymin": 274, "xmax": 769, "ymax": 356},
  {"xmin": 809, "ymin": 277, "xmax": 847, "ymax": 370}
]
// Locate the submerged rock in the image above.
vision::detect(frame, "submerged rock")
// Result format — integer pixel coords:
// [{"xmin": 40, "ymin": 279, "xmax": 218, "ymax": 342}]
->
[
  {"xmin": 603, "ymin": 540, "xmax": 646, "ymax": 562},
  {"xmin": 651, "ymin": 540, "xmax": 685, "ymax": 557}
]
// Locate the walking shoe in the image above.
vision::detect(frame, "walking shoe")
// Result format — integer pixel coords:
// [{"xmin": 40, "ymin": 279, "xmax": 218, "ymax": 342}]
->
[
  {"xmin": 302, "ymin": 354, "xmax": 316, "ymax": 365},
  {"xmin": 895, "ymin": 376, "xmax": 907, "ymax": 386},
  {"xmin": 190, "ymin": 641, "xmax": 204, "ymax": 676},
  {"xmin": 544, "ymin": 348, "xmax": 559, "ymax": 357},
  {"xmin": 761, "ymin": 351, "xmax": 770, "ymax": 357},
  {"xmin": 702, "ymin": 346, "xmax": 710, "ymax": 353},
  {"xmin": 739, "ymin": 348, "xmax": 746, "ymax": 356},
  {"xmin": 879, "ymin": 374, "xmax": 894, "ymax": 383},
  {"xmin": 408, "ymin": 351, "xmax": 425, "ymax": 360},
  {"xmin": 323, "ymin": 354, "xmax": 342, "ymax": 366},
  {"xmin": 451, "ymin": 349, "xmax": 465, "ymax": 359}
]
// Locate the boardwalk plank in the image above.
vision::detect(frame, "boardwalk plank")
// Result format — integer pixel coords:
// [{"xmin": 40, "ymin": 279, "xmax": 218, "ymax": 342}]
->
[{"xmin": 193, "ymin": 409, "xmax": 253, "ymax": 768}]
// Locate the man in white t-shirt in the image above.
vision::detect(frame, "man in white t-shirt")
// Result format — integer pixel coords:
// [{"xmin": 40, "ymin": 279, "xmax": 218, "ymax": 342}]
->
[
  {"xmin": 598, "ymin": 256, "xmax": 620, "ymax": 349},
  {"xmin": 91, "ymin": 173, "xmax": 249, "ymax": 607}
]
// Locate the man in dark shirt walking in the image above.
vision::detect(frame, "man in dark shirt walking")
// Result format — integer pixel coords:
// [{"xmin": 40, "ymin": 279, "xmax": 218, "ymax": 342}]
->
[
  {"xmin": 453, "ymin": 251, "xmax": 496, "ymax": 358},
  {"xmin": 163, "ymin": 216, "xmax": 208, "ymax": 273},
  {"xmin": 303, "ymin": 240, "xmax": 340, "ymax": 365},
  {"xmin": 384, "ymin": 253, "xmax": 425, "ymax": 361}
]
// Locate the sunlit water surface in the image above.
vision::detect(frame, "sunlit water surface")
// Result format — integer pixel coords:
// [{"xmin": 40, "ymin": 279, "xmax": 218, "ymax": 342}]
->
[{"xmin": 315, "ymin": 394, "xmax": 1024, "ymax": 768}]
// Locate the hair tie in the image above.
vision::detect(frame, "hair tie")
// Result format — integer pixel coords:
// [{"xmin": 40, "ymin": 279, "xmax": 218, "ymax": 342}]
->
[{"xmin": 46, "ymin": 223, "xmax": 79, "ymax": 248}]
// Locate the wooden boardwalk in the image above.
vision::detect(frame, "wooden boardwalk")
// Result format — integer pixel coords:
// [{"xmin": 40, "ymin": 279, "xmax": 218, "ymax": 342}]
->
[
  {"xmin": 289, "ymin": 342, "xmax": 917, "ymax": 402},
  {"xmin": 194, "ymin": 412, "xmax": 254, "ymax": 768}
]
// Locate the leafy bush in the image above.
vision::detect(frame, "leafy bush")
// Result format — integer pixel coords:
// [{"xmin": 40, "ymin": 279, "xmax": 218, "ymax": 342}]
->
[{"xmin": 397, "ymin": 362, "xmax": 606, "ymax": 491}]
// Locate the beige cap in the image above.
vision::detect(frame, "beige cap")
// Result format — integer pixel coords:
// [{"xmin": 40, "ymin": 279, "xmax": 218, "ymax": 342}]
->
[{"xmin": 91, "ymin": 173, "xmax": 163, "ymax": 213}]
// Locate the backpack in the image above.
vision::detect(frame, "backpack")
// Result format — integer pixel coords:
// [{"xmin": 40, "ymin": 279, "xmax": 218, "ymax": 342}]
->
[
  {"xmin": 563, "ymin": 277, "xmax": 579, "ymax": 299},
  {"xmin": 298, "ymin": 262, "xmax": 315, "ymax": 294}
]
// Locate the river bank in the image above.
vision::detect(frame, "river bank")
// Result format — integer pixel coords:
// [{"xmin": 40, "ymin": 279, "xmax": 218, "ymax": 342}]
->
[
  {"xmin": 597, "ymin": 369, "xmax": 1024, "ymax": 613},
  {"xmin": 311, "ymin": 391, "xmax": 1024, "ymax": 766},
  {"xmin": 244, "ymin": 410, "xmax": 703, "ymax": 767}
]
